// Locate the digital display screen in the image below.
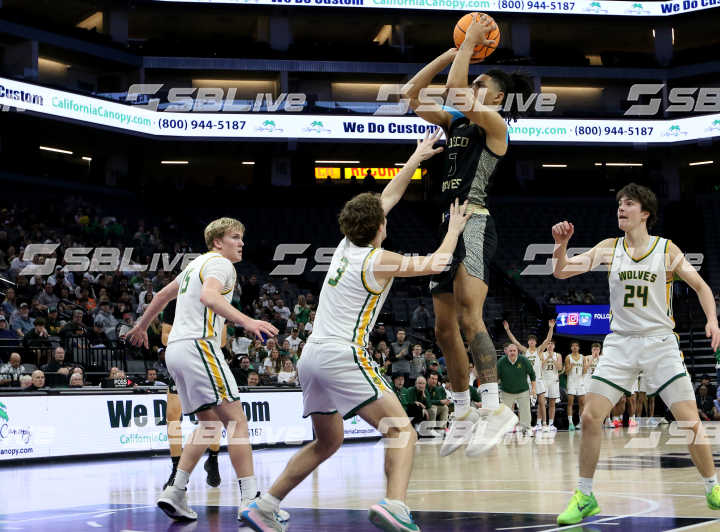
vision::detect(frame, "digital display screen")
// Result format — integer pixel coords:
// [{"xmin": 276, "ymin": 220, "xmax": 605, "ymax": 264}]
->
[{"xmin": 555, "ymin": 305, "xmax": 611, "ymax": 335}]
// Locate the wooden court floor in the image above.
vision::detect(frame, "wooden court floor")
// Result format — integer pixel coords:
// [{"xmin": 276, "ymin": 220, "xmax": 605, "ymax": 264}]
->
[{"xmin": 2, "ymin": 424, "xmax": 720, "ymax": 531}]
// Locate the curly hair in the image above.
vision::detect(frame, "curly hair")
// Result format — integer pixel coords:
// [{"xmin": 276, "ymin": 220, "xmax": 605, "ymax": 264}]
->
[
  {"xmin": 338, "ymin": 192, "xmax": 384, "ymax": 247},
  {"xmin": 616, "ymin": 183, "xmax": 658, "ymax": 229}
]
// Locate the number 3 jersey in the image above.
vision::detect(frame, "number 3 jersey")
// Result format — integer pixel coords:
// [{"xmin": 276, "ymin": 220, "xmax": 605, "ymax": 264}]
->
[
  {"xmin": 310, "ymin": 238, "xmax": 392, "ymax": 348},
  {"xmin": 608, "ymin": 236, "xmax": 674, "ymax": 336}
]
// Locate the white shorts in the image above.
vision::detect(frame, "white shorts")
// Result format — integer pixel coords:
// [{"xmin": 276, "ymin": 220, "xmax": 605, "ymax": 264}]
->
[
  {"xmin": 543, "ymin": 380, "xmax": 560, "ymax": 399},
  {"xmin": 584, "ymin": 374, "xmax": 594, "ymax": 394},
  {"xmin": 567, "ymin": 379, "xmax": 586, "ymax": 396},
  {"xmin": 535, "ymin": 378, "xmax": 546, "ymax": 395},
  {"xmin": 590, "ymin": 333, "xmax": 693, "ymax": 407},
  {"xmin": 166, "ymin": 339, "xmax": 241, "ymax": 415},
  {"xmin": 298, "ymin": 340, "xmax": 392, "ymax": 419}
]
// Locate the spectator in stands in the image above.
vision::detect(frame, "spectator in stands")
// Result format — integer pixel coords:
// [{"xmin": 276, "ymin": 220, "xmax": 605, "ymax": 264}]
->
[
  {"xmin": 240, "ymin": 274, "xmax": 260, "ymax": 312},
  {"xmin": 390, "ymin": 328, "xmax": 412, "ymax": 381},
  {"xmin": 0, "ymin": 353, "xmax": 27, "ymax": 386},
  {"xmin": 427, "ymin": 372, "xmax": 450, "ymax": 430},
  {"xmin": 19, "ymin": 374, "xmax": 32, "ymax": 389},
  {"xmin": 303, "ymin": 310, "xmax": 316, "ymax": 338},
  {"xmin": 60, "ymin": 309, "xmax": 86, "ymax": 339},
  {"xmin": 47, "ymin": 267, "xmax": 72, "ymax": 290},
  {"xmin": 373, "ymin": 349, "xmax": 392, "ymax": 375},
  {"xmin": 0, "ymin": 315, "xmax": 18, "ymax": 338},
  {"xmin": 271, "ymin": 311, "xmax": 287, "ymax": 336},
  {"xmin": 1, "ymin": 287, "xmax": 17, "ymax": 316},
  {"xmin": 279, "ymin": 339, "xmax": 292, "ymax": 360},
  {"xmin": 277, "ymin": 359, "xmax": 298, "ymax": 386},
  {"xmin": 696, "ymin": 374, "xmax": 717, "ymax": 399},
  {"xmin": 286, "ymin": 328, "xmax": 302, "ymax": 355},
  {"xmin": 583, "ymin": 290, "xmax": 595, "ymax": 304},
  {"xmin": 10, "ymin": 302, "xmax": 34, "ymax": 337},
  {"xmin": 370, "ymin": 323, "xmax": 389, "ymax": 346},
  {"xmin": 248, "ymin": 338, "xmax": 267, "ymax": 366},
  {"xmin": 138, "ymin": 278, "xmax": 155, "ymax": 307},
  {"xmin": 232, "ymin": 329, "xmax": 252, "ymax": 356},
  {"xmin": 42, "ymin": 347, "xmax": 71, "ymax": 373},
  {"xmin": 410, "ymin": 302, "xmax": 432, "ymax": 333},
  {"xmin": 272, "ymin": 299, "xmax": 291, "ymax": 322},
  {"xmin": 137, "ymin": 292, "xmax": 154, "ymax": 315},
  {"xmin": 36, "ymin": 283, "xmax": 59, "ymax": 311},
  {"xmin": 88, "ymin": 321, "xmax": 110, "ymax": 347},
  {"xmin": 94, "ymin": 301, "xmax": 118, "ymax": 341},
  {"xmin": 262, "ymin": 280, "xmax": 277, "ymax": 296},
  {"xmin": 69, "ymin": 372, "xmax": 84, "ymax": 387},
  {"xmin": 247, "ymin": 371, "xmax": 260, "ymax": 386},
  {"xmin": 408, "ymin": 343, "xmax": 426, "ymax": 386},
  {"xmin": 697, "ymin": 384, "xmax": 714, "ymax": 421},
  {"xmin": 294, "ymin": 295, "xmax": 311, "ymax": 328},
  {"xmin": 23, "ymin": 317, "xmax": 51, "ymax": 354},
  {"xmin": 135, "ymin": 368, "xmax": 166, "ymax": 387},
  {"xmin": 263, "ymin": 347, "xmax": 282, "ymax": 379},
  {"xmin": 405, "ymin": 375, "xmax": 431, "ymax": 428},
  {"xmin": 427, "ymin": 360, "xmax": 444, "ymax": 379},
  {"xmin": 391, "ymin": 374, "xmax": 408, "ymax": 406},
  {"xmin": 233, "ymin": 356, "xmax": 253, "ymax": 386},
  {"xmin": 45, "ymin": 307, "xmax": 61, "ymax": 336},
  {"xmin": 152, "ymin": 348, "xmax": 171, "ymax": 380},
  {"xmin": 27, "ymin": 369, "xmax": 46, "ymax": 391}
]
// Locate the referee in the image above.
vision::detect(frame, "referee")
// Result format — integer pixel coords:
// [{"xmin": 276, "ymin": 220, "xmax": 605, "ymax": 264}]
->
[{"xmin": 497, "ymin": 342, "xmax": 536, "ymax": 433}]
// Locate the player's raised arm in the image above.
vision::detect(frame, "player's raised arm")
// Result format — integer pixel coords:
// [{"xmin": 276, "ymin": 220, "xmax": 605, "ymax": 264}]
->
[
  {"xmin": 551, "ymin": 221, "xmax": 616, "ymax": 279},
  {"xmin": 380, "ymin": 129, "xmax": 444, "ymax": 215},
  {"xmin": 502, "ymin": 321, "xmax": 527, "ymax": 353},
  {"xmin": 667, "ymin": 241, "xmax": 720, "ymax": 351},
  {"xmin": 402, "ymin": 49, "xmax": 458, "ymax": 129},
  {"xmin": 125, "ymin": 279, "xmax": 180, "ymax": 349},
  {"xmin": 374, "ymin": 199, "xmax": 470, "ymax": 280},
  {"xmin": 445, "ymin": 16, "xmax": 507, "ymax": 144},
  {"xmin": 200, "ymin": 278, "xmax": 277, "ymax": 341},
  {"xmin": 537, "ymin": 319, "xmax": 556, "ymax": 353}
]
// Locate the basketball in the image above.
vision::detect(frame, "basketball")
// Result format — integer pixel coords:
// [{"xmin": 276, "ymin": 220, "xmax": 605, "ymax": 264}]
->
[{"xmin": 453, "ymin": 12, "xmax": 500, "ymax": 63}]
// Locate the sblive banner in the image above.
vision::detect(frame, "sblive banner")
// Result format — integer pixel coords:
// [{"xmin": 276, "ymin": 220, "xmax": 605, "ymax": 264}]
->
[
  {"xmin": 153, "ymin": 0, "xmax": 720, "ymax": 17},
  {"xmin": 2, "ymin": 77, "xmax": 720, "ymax": 143},
  {"xmin": 0, "ymin": 392, "xmax": 313, "ymax": 461}
]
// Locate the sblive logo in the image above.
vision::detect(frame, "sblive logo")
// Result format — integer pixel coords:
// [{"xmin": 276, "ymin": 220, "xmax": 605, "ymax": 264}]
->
[
  {"xmin": 625, "ymin": 84, "xmax": 720, "ymax": 116},
  {"xmin": 126, "ymin": 84, "xmax": 305, "ymax": 113}
]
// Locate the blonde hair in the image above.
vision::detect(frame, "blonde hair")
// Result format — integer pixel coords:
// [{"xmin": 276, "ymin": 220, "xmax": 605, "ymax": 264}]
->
[{"xmin": 204, "ymin": 217, "xmax": 245, "ymax": 250}]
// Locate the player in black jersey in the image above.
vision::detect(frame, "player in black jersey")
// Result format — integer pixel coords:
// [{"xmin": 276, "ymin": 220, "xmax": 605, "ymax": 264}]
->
[{"xmin": 402, "ymin": 16, "xmax": 535, "ymax": 456}]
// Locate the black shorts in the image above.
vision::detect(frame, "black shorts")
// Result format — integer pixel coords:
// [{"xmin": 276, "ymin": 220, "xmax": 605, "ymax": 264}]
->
[
  {"xmin": 166, "ymin": 376, "xmax": 178, "ymax": 394},
  {"xmin": 429, "ymin": 213, "xmax": 497, "ymax": 295}
]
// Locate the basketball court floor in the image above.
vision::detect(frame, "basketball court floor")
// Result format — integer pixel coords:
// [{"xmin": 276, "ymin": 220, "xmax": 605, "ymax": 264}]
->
[{"xmin": 2, "ymin": 426, "xmax": 720, "ymax": 531}]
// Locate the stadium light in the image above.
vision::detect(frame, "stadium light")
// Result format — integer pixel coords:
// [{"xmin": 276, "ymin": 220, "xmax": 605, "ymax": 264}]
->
[
  {"xmin": 606, "ymin": 163, "xmax": 643, "ymax": 167},
  {"xmin": 161, "ymin": 160, "xmax": 189, "ymax": 165},
  {"xmin": 689, "ymin": 160, "xmax": 713, "ymax": 166},
  {"xmin": 39, "ymin": 146, "xmax": 73, "ymax": 155},
  {"xmin": 82, "ymin": 156, "xmax": 92, "ymax": 162},
  {"xmin": 594, "ymin": 162, "xmax": 603, "ymax": 166},
  {"xmin": 542, "ymin": 164, "xmax": 567, "ymax": 168},
  {"xmin": 242, "ymin": 161, "xmax": 255, "ymax": 165},
  {"xmin": 315, "ymin": 160, "xmax": 360, "ymax": 164}
]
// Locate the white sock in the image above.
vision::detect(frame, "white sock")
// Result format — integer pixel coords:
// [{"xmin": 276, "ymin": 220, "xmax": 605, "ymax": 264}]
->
[
  {"xmin": 452, "ymin": 390, "xmax": 471, "ymax": 417},
  {"xmin": 578, "ymin": 477, "xmax": 593, "ymax": 496},
  {"xmin": 238, "ymin": 475, "xmax": 258, "ymax": 500},
  {"xmin": 385, "ymin": 498, "xmax": 409, "ymax": 515},
  {"xmin": 549, "ymin": 418, "xmax": 554, "ymax": 426},
  {"xmin": 568, "ymin": 416, "xmax": 573, "ymax": 424},
  {"xmin": 174, "ymin": 469, "xmax": 190, "ymax": 490},
  {"xmin": 479, "ymin": 383, "xmax": 499, "ymax": 410},
  {"xmin": 258, "ymin": 492, "xmax": 281, "ymax": 513},
  {"xmin": 704, "ymin": 474, "xmax": 718, "ymax": 494}
]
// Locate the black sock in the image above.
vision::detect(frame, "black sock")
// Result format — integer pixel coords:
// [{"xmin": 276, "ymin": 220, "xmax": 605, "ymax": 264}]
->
[{"xmin": 171, "ymin": 456, "xmax": 180, "ymax": 471}]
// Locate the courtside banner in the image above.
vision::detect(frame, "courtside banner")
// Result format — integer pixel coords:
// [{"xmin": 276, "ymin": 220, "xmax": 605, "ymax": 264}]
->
[
  {"xmin": 0, "ymin": 392, "xmax": 313, "ymax": 461},
  {"xmin": 2, "ymin": 77, "xmax": 720, "ymax": 143},
  {"xmin": 153, "ymin": 0, "xmax": 720, "ymax": 17}
]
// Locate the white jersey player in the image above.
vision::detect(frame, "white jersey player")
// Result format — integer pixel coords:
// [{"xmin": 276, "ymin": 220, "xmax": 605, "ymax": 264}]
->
[
  {"xmin": 553, "ymin": 183, "xmax": 720, "ymax": 525},
  {"xmin": 564, "ymin": 341, "xmax": 586, "ymax": 431},
  {"xmin": 242, "ymin": 131, "xmax": 471, "ymax": 532},
  {"xmin": 583, "ymin": 343, "xmax": 601, "ymax": 395},
  {"xmin": 541, "ymin": 343, "xmax": 563, "ymax": 431},
  {"xmin": 503, "ymin": 319, "xmax": 556, "ymax": 430},
  {"xmin": 125, "ymin": 217, "xmax": 280, "ymax": 523}
]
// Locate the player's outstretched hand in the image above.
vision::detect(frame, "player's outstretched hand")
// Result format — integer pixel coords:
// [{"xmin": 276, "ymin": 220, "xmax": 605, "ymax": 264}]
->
[
  {"xmin": 465, "ymin": 14, "xmax": 498, "ymax": 48},
  {"xmin": 246, "ymin": 319, "xmax": 279, "ymax": 341},
  {"xmin": 411, "ymin": 128, "xmax": 445, "ymax": 162},
  {"xmin": 502, "ymin": 320, "xmax": 509, "ymax": 330},
  {"xmin": 447, "ymin": 199, "xmax": 470, "ymax": 236},
  {"xmin": 549, "ymin": 319, "xmax": 556, "ymax": 328},
  {"xmin": 123, "ymin": 325, "xmax": 149, "ymax": 349},
  {"xmin": 551, "ymin": 221, "xmax": 574, "ymax": 245},
  {"xmin": 706, "ymin": 321, "xmax": 720, "ymax": 352}
]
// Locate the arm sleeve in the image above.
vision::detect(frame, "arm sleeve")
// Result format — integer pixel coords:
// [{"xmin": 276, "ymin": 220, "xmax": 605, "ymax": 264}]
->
[{"xmin": 442, "ymin": 106, "xmax": 465, "ymax": 123}]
